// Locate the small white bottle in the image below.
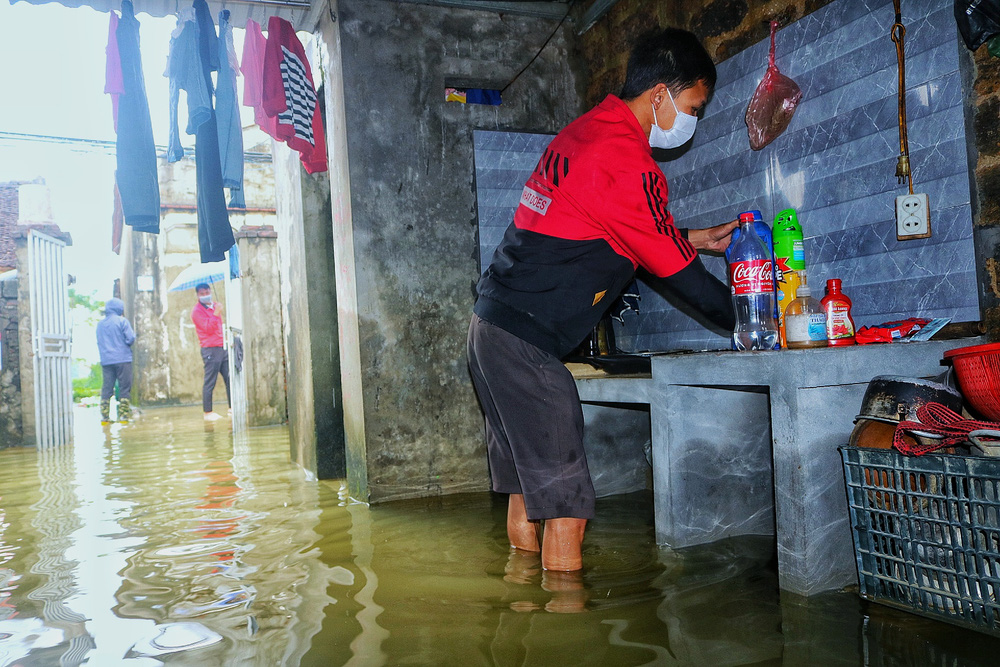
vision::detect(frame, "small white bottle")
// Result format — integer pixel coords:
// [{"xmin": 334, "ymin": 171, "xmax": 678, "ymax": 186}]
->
[{"xmin": 783, "ymin": 271, "xmax": 828, "ymax": 349}]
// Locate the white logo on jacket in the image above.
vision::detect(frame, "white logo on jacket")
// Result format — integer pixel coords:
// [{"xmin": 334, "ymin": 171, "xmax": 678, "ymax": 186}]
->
[{"xmin": 519, "ymin": 186, "xmax": 552, "ymax": 215}]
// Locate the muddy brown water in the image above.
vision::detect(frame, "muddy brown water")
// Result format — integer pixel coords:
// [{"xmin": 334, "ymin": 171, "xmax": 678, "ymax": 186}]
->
[{"xmin": 1, "ymin": 406, "xmax": 999, "ymax": 666}]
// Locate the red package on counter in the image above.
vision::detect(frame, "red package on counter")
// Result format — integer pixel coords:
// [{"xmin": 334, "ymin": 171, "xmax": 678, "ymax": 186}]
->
[{"xmin": 855, "ymin": 318, "xmax": 931, "ymax": 345}]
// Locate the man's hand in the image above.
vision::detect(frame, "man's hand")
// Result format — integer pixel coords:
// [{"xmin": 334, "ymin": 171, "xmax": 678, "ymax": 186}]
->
[
  {"xmin": 213, "ymin": 302, "xmax": 223, "ymax": 315},
  {"xmin": 687, "ymin": 219, "xmax": 739, "ymax": 254}
]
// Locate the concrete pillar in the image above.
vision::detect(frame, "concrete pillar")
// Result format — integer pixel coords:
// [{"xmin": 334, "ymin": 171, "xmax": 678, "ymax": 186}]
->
[
  {"xmin": 272, "ymin": 140, "xmax": 345, "ymax": 479},
  {"xmin": 15, "ymin": 238, "xmax": 33, "ymax": 446},
  {"xmin": 234, "ymin": 225, "xmax": 287, "ymax": 427},
  {"xmin": 316, "ymin": 4, "xmax": 367, "ymax": 498},
  {"xmin": 316, "ymin": 1, "xmax": 583, "ymax": 503},
  {"xmin": 121, "ymin": 227, "xmax": 172, "ymax": 405}
]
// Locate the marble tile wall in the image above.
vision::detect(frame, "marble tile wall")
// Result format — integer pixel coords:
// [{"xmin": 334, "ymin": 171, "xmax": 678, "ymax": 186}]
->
[
  {"xmin": 472, "ymin": 0, "xmax": 978, "ymax": 353},
  {"xmin": 473, "ymin": 131, "xmax": 553, "ymax": 273}
]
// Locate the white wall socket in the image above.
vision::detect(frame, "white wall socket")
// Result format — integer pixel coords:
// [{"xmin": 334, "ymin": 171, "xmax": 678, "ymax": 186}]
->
[{"xmin": 896, "ymin": 192, "xmax": 931, "ymax": 240}]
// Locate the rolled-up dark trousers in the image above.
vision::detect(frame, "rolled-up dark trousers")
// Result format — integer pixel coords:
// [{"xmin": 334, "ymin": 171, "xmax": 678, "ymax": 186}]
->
[
  {"xmin": 201, "ymin": 347, "xmax": 231, "ymax": 413},
  {"xmin": 100, "ymin": 362, "xmax": 133, "ymax": 401}
]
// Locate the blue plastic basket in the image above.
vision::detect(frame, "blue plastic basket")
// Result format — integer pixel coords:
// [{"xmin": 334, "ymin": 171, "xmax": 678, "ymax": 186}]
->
[{"xmin": 841, "ymin": 446, "xmax": 1000, "ymax": 636}]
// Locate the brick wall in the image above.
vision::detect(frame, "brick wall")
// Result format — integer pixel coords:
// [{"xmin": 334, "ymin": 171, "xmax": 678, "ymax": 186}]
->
[
  {"xmin": 0, "ymin": 276, "xmax": 21, "ymax": 447},
  {"xmin": 0, "ymin": 185, "xmax": 17, "ymax": 271}
]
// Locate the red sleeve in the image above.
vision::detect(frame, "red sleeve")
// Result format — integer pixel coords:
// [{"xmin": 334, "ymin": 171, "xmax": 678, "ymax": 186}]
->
[
  {"xmin": 589, "ymin": 162, "xmax": 696, "ymax": 278},
  {"xmin": 261, "ymin": 17, "xmax": 288, "ymax": 119},
  {"xmin": 301, "ymin": 107, "xmax": 328, "ymax": 174}
]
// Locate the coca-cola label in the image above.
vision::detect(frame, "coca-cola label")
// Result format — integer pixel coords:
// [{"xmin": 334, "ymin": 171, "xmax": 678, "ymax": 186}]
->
[{"xmin": 730, "ymin": 259, "xmax": 774, "ymax": 295}]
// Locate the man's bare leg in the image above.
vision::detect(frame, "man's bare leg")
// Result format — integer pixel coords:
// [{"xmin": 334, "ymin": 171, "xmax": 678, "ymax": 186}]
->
[
  {"xmin": 507, "ymin": 494, "xmax": 541, "ymax": 552},
  {"xmin": 541, "ymin": 518, "xmax": 587, "ymax": 571}
]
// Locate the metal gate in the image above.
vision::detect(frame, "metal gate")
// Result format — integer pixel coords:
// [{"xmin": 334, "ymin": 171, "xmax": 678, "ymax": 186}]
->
[
  {"xmin": 28, "ymin": 230, "xmax": 73, "ymax": 449},
  {"xmin": 226, "ymin": 271, "xmax": 248, "ymax": 434}
]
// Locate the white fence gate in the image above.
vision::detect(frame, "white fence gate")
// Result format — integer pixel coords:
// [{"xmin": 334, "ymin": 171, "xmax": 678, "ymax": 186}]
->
[
  {"xmin": 226, "ymin": 271, "xmax": 247, "ymax": 434},
  {"xmin": 28, "ymin": 230, "xmax": 73, "ymax": 449}
]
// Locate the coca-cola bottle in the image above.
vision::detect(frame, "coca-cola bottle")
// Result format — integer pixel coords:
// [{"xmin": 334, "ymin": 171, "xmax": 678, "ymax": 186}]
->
[{"xmin": 729, "ymin": 212, "xmax": 778, "ymax": 351}]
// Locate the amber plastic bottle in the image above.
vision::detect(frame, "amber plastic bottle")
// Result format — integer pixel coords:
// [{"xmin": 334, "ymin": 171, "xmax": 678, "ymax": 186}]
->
[{"xmin": 822, "ymin": 279, "xmax": 856, "ymax": 346}]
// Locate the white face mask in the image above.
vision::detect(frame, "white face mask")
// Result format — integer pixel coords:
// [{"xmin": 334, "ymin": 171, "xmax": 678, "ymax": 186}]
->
[
  {"xmin": 649, "ymin": 87, "xmax": 698, "ymax": 150},
  {"xmin": 199, "ymin": 294, "xmax": 213, "ymax": 305}
]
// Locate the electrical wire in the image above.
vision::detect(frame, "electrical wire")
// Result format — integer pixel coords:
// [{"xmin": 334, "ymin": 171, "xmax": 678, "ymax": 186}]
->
[
  {"xmin": 499, "ymin": 1, "xmax": 574, "ymax": 96},
  {"xmin": 0, "ymin": 131, "xmax": 273, "ymax": 163},
  {"xmin": 891, "ymin": 0, "xmax": 913, "ymax": 194}
]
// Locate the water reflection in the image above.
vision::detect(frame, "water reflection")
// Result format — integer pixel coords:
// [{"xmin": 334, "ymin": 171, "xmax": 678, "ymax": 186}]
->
[{"xmin": 1, "ymin": 406, "xmax": 1000, "ymax": 665}]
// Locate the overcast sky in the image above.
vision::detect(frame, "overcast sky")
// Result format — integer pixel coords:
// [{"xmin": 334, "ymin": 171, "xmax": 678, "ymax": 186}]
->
[{"xmin": 0, "ymin": 0, "xmax": 251, "ymax": 367}]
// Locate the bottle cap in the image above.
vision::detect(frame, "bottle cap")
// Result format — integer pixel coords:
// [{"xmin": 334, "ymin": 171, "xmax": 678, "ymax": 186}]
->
[
  {"xmin": 827, "ymin": 278, "xmax": 842, "ymax": 291},
  {"xmin": 738, "ymin": 212, "xmax": 755, "ymax": 223},
  {"xmin": 795, "ymin": 270, "xmax": 811, "ymax": 297},
  {"xmin": 774, "ymin": 208, "xmax": 800, "ymax": 231}
]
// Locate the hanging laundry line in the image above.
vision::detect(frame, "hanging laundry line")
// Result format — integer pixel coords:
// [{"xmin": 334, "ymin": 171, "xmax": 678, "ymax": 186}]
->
[{"xmin": 11, "ymin": 0, "xmax": 315, "ymax": 30}]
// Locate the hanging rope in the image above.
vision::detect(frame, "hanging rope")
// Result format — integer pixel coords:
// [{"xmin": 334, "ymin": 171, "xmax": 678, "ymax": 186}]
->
[{"xmin": 891, "ymin": 0, "xmax": 913, "ymax": 194}]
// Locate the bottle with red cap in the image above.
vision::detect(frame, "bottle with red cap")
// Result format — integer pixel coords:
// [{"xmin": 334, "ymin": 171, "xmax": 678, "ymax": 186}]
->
[{"xmin": 729, "ymin": 212, "xmax": 778, "ymax": 351}]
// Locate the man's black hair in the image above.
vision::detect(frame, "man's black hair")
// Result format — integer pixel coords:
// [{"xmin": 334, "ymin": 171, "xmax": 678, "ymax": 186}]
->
[
  {"xmin": 619, "ymin": 28, "xmax": 717, "ymax": 100},
  {"xmin": 195, "ymin": 283, "xmax": 211, "ymax": 292}
]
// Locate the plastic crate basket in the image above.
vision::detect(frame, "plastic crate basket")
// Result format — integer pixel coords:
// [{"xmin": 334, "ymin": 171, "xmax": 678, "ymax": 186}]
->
[{"xmin": 841, "ymin": 446, "xmax": 1000, "ymax": 636}]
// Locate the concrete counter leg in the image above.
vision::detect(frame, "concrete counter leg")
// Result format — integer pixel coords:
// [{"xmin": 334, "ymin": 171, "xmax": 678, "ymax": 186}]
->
[
  {"xmin": 770, "ymin": 383, "xmax": 867, "ymax": 595},
  {"xmin": 652, "ymin": 383, "xmax": 775, "ymax": 548}
]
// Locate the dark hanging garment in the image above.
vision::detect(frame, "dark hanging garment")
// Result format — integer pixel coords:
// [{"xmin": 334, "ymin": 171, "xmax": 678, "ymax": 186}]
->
[
  {"xmin": 192, "ymin": 0, "xmax": 234, "ymax": 263},
  {"xmin": 115, "ymin": 0, "xmax": 160, "ymax": 233}
]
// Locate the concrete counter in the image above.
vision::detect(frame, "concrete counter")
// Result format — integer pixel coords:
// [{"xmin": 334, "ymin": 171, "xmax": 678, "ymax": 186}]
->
[{"xmin": 574, "ymin": 338, "xmax": 985, "ymax": 596}]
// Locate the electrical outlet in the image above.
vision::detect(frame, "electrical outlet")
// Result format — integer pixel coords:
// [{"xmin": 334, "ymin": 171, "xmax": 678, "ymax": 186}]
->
[{"xmin": 896, "ymin": 193, "xmax": 931, "ymax": 240}]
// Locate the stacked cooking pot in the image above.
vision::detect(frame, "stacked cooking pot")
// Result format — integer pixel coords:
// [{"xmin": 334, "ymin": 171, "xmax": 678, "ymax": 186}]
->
[{"xmin": 849, "ymin": 376, "xmax": 964, "ymax": 451}]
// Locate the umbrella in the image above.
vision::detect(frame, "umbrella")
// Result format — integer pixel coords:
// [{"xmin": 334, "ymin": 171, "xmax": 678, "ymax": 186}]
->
[{"xmin": 167, "ymin": 262, "xmax": 227, "ymax": 292}]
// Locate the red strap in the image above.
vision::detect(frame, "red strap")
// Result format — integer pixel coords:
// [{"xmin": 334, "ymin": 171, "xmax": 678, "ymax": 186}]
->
[{"xmin": 893, "ymin": 402, "xmax": 1000, "ymax": 455}]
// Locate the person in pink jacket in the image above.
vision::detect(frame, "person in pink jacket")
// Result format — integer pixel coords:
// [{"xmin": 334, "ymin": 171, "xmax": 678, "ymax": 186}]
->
[{"xmin": 191, "ymin": 283, "xmax": 230, "ymax": 421}]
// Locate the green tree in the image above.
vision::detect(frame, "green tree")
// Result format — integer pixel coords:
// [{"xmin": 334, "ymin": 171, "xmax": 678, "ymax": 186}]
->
[{"xmin": 68, "ymin": 288, "xmax": 104, "ymax": 326}]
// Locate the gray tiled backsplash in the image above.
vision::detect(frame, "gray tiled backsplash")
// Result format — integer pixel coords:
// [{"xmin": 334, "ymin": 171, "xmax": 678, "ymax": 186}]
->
[{"xmin": 473, "ymin": 0, "xmax": 978, "ymax": 353}]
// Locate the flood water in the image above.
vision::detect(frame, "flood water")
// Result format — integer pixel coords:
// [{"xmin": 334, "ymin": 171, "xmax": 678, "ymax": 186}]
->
[{"xmin": 2, "ymin": 407, "xmax": 1000, "ymax": 666}]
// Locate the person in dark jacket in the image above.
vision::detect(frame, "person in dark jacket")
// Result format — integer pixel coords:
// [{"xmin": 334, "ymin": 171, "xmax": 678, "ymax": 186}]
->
[
  {"xmin": 96, "ymin": 297, "xmax": 136, "ymax": 424},
  {"xmin": 468, "ymin": 28, "xmax": 737, "ymax": 572}
]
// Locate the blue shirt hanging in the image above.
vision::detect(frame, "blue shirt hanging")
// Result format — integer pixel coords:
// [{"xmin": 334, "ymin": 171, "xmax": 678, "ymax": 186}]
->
[
  {"xmin": 216, "ymin": 10, "xmax": 246, "ymax": 209},
  {"xmin": 115, "ymin": 0, "xmax": 160, "ymax": 233},
  {"xmin": 166, "ymin": 8, "xmax": 213, "ymax": 162}
]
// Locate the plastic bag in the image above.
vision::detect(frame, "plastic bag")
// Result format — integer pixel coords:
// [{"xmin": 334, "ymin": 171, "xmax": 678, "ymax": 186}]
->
[
  {"xmin": 745, "ymin": 21, "xmax": 802, "ymax": 151},
  {"xmin": 955, "ymin": 0, "xmax": 1000, "ymax": 51},
  {"xmin": 855, "ymin": 318, "xmax": 930, "ymax": 345}
]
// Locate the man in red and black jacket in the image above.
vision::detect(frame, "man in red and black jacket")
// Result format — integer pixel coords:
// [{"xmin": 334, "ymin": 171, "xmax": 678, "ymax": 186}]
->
[
  {"xmin": 192, "ymin": 283, "xmax": 230, "ymax": 422},
  {"xmin": 468, "ymin": 28, "xmax": 737, "ymax": 572}
]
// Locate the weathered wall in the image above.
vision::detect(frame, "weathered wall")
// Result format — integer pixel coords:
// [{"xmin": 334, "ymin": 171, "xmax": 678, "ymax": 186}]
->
[
  {"xmin": 234, "ymin": 225, "xmax": 287, "ymax": 427},
  {"xmin": 334, "ymin": 0, "xmax": 586, "ymax": 502},
  {"xmin": 0, "ymin": 275, "xmax": 21, "ymax": 447},
  {"xmin": 967, "ymin": 35, "xmax": 1000, "ymax": 339},
  {"xmin": 578, "ymin": 0, "xmax": 835, "ymax": 108},
  {"xmin": 273, "ymin": 140, "xmax": 344, "ymax": 480}
]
